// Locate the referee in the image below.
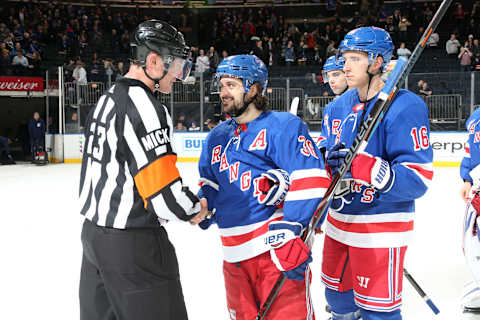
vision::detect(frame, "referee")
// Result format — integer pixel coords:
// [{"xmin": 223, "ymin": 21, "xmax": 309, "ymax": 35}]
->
[{"xmin": 79, "ymin": 20, "xmax": 207, "ymax": 320}]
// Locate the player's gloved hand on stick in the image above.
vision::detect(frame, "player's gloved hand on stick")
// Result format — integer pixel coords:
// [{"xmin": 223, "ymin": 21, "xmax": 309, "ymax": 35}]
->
[
  {"xmin": 256, "ymin": 169, "xmax": 290, "ymax": 206},
  {"xmin": 351, "ymin": 152, "xmax": 394, "ymax": 191},
  {"xmin": 266, "ymin": 221, "xmax": 312, "ymax": 281},
  {"xmin": 327, "ymin": 143, "xmax": 394, "ymax": 192},
  {"xmin": 326, "ymin": 143, "xmax": 352, "ymax": 179}
]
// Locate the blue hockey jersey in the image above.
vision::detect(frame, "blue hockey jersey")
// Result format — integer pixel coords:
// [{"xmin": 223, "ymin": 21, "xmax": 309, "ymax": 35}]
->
[
  {"xmin": 460, "ymin": 108, "xmax": 480, "ymax": 183},
  {"xmin": 198, "ymin": 111, "xmax": 331, "ymax": 262},
  {"xmin": 322, "ymin": 88, "xmax": 433, "ymax": 248},
  {"xmin": 317, "ymin": 96, "xmax": 349, "ymax": 151}
]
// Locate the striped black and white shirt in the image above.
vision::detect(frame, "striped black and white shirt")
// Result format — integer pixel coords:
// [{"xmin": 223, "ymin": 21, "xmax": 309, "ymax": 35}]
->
[{"xmin": 79, "ymin": 77, "xmax": 200, "ymax": 229}]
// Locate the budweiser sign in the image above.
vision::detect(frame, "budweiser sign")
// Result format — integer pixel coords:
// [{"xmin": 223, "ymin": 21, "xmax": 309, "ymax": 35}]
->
[{"xmin": 0, "ymin": 76, "xmax": 44, "ymax": 91}]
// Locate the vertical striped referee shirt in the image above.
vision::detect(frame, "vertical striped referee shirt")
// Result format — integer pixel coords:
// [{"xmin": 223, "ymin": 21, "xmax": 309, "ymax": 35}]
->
[{"xmin": 79, "ymin": 77, "xmax": 200, "ymax": 229}]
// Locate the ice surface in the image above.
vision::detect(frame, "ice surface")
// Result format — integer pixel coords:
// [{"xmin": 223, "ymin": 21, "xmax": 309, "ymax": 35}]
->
[{"xmin": 0, "ymin": 163, "xmax": 472, "ymax": 319}]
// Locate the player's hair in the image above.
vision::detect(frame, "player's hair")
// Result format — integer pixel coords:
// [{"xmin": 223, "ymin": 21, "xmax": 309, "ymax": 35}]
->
[{"xmin": 250, "ymin": 83, "xmax": 268, "ymax": 111}]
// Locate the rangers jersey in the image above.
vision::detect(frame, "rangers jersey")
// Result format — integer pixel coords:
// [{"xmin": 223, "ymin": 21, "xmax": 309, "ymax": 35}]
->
[
  {"xmin": 198, "ymin": 111, "xmax": 331, "ymax": 262},
  {"xmin": 461, "ymin": 108, "xmax": 480, "ymax": 183},
  {"xmin": 323, "ymin": 88, "xmax": 433, "ymax": 248}
]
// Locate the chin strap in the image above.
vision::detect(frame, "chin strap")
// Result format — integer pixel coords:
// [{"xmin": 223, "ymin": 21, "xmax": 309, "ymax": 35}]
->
[{"xmin": 143, "ymin": 65, "xmax": 167, "ymax": 90}]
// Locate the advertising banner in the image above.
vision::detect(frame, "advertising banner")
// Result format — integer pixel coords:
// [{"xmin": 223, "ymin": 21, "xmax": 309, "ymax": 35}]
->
[{"xmin": 0, "ymin": 76, "xmax": 44, "ymax": 91}]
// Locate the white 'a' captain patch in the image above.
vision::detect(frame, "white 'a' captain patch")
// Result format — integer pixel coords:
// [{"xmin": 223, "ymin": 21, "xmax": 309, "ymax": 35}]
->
[{"xmin": 248, "ymin": 129, "xmax": 267, "ymax": 151}]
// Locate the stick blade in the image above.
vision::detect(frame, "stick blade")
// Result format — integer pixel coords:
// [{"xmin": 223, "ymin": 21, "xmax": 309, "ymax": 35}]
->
[{"xmin": 290, "ymin": 97, "xmax": 299, "ymax": 115}]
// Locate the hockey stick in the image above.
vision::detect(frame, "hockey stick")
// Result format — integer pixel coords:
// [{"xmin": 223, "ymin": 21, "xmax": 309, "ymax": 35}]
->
[
  {"xmin": 289, "ymin": 96, "xmax": 300, "ymax": 115},
  {"xmin": 404, "ymin": 268, "xmax": 440, "ymax": 314},
  {"xmin": 256, "ymin": 1, "xmax": 451, "ymax": 318}
]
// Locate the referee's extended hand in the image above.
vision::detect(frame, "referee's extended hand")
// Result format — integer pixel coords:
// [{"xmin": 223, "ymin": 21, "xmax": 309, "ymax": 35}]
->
[{"xmin": 190, "ymin": 198, "xmax": 209, "ymax": 225}]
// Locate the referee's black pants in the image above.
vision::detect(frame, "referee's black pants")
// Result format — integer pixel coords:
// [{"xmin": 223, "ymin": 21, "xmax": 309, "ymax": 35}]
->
[{"xmin": 79, "ymin": 219, "xmax": 188, "ymax": 320}]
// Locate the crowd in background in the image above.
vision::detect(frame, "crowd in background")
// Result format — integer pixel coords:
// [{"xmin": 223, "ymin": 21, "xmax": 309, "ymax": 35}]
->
[
  {"xmin": 0, "ymin": 1, "xmax": 478, "ymax": 79},
  {"xmin": 0, "ymin": 0, "xmax": 479, "ymax": 133}
]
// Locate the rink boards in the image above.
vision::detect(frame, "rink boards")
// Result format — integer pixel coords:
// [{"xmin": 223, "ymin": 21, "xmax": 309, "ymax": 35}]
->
[{"xmin": 46, "ymin": 131, "xmax": 467, "ymax": 167}]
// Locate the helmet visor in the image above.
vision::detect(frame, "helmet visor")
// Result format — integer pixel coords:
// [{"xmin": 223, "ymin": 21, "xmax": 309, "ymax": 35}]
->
[{"xmin": 169, "ymin": 57, "xmax": 192, "ymax": 81}]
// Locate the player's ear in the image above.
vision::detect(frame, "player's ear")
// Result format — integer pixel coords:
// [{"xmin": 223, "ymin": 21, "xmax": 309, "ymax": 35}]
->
[{"xmin": 373, "ymin": 56, "xmax": 384, "ymax": 74}]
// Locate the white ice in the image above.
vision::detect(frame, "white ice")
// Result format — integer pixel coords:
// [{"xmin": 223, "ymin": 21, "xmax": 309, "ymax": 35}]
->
[{"xmin": 0, "ymin": 163, "xmax": 472, "ymax": 319}]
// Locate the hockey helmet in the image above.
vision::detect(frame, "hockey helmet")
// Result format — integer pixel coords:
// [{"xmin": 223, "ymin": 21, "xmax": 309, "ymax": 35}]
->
[
  {"xmin": 322, "ymin": 55, "xmax": 345, "ymax": 83},
  {"xmin": 131, "ymin": 19, "xmax": 192, "ymax": 81},
  {"xmin": 463, "ymin": 200, "xmax": 480, "ymax": 286},
  {"xmin": 339, "ymin": 26, "xmax": 393, "ymax": 71},
  {"xmin": 211, "ymin": 54, "xmax": 268, "ymax": 95}
]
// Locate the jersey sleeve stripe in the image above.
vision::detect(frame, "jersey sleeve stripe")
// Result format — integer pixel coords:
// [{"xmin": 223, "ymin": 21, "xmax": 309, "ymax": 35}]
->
[
  {"xmin": 290, "ymin": 168, "xmax": 328, "ymax": 180},
  {"xmin": 199, "ymin": 177, "xmax": 220, "ymax": 191},
  {"xmin": 285, "ymin": 188, "xmax": 327, "ymax": 201},
  {"xmin": 290, "ymin": 176, "xmax": 331, "ymax": 192},
  {"xmin": 221, "ymin": 216, "xmax": 283, "ymax": 247},
  {"xmin": 134, "ymin": 154, "xmax": 180, "ymax": 208},
  {"xmin": 402, "ymin": 163, "xmax": 433, "ymax": 180}
]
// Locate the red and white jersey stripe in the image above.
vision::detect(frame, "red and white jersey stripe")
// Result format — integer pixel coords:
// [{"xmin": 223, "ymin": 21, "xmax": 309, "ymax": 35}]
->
[
  {"xmin": 325, "ymin": 210, "xmax": 415, "ymax": 248},
  {"xmin": 219, "ymin": 210, "xmax": 284, "ymax": 262}
]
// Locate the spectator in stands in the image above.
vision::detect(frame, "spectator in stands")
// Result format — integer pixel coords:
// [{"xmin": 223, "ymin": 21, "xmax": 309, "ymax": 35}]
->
[
  {"xmin": 397, "ymin": 42, "xmax": 412, "ymax": 59},
  {"xmin": 325, "ymin": 40, "xmax": 337, "ymax": 59},
  {"xmin": 0, "ymin": 49, "xmax": 11, "ymax": 74},
  {"xmin": 398, "ymin": 17, "xmax": 411, "ymax": 44},
  {"xmin": 415, "ymin": 80, "xmax": 425, "ymax": 95},
  {"xmin": 459, "ymin": 43, "xmax": 473, "ymax": 71},
  {"xmin": 446, "ymin": 33, "xmax": 461, "ymax": 58},
  {"xmin": 73, "ymin": 60, "xmax": 88, "ymax": 85},
  {"xmin": 175, "ymin": 122, "xmax": 187, "ymax": 131},
  {"xmin": 73, "ymin": 60, "xmax": 87, "ymax": 105},
  {"xmin": 285, "ymin": 40, "xmax": 295, "ymax": 66},
  {"xmin": 12, "ymin": 50, "xmax": 30, "ymax": 74},
  {"xmin": 426, "ymin": 31, "xmax": 439, "ymax": 49},
  {"xmin": 116, "ymin": 61, "xmax": 126, "ymax": 80},
  {"xmin": 419, "ymin": 81, "xmax": 433, "ymax": 96},
  {"xmin": 188, "ymin": 122, "xmax": 200, "ymax": 131},
  {"xmin": 252, "ymin": 40, "xmax": 268, "ymax": 66},
  {"xmin": 65, "ymin": 112, "xmax": 83, "ymax": 133},
  {"xmin": 195, "ymin": 49, "xmax": 209, "ymax": 75},
  {"xmin": 10, "ymin": 42, "xmax": 24, "ymax": 58},
  {"xmin": 220, "ymin": 50, "xmax": 229, "ymax": 63},
  {"xmin": 208, "ymin": 46, "xmax": 220, "ymax": 70},
  {"xmin": 472, "ymin": 39, "xmax": 480, "ymax": 61}
]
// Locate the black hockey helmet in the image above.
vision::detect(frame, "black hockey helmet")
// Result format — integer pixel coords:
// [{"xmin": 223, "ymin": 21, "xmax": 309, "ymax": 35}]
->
[{"xmin": 131, "ymin": 20, "xmax": 192, "ymax": 83}]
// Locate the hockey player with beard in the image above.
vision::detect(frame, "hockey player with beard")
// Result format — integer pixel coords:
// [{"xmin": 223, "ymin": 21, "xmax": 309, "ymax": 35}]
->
[
  {"xmin": 317, "ymin": 55, "xmax": 349, "ymax": 153},
  {"xmin": 320, "ymin": 27, "xmax": 433, "ymax": 320},
  {"xmin": 197, "ymin": 54, "xmax": 331, "ymax": 320},
  {"xmin": 460, "ymin": 107, "xmax": 480, "ymax": 318}
]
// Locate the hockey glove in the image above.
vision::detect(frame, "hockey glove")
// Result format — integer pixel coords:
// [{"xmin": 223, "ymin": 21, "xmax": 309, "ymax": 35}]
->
[
  {"xmin": 197, "ymin": 178, "xmax": 219, "ymax": 229},
  {"xmin": 326, "ymin": 143, "xmax": 353, "ymax": 197},
  {"xmin": 266, "ymin": 221, "xmax": 312, "ymax": 281},
  {"xmin": 257, "ymin": 169, "xmax": 290, "ymax": 206},
  {"xmin": 351, "ymin": 152, "xmax": 394, "ymax": 192}
]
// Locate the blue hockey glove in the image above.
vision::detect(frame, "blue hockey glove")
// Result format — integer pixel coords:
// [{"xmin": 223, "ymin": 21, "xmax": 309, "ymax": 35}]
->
[
  {"xmin": 326, "ymin": 143, "xmax": 351, "ymax": 178},
  {"xmin": 266, "ymin": 221, "xmax": 312, "ymax": 281},
  {"xmin": 257, "ymin": 169, "xmax": 290, "ymax": 206}
]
